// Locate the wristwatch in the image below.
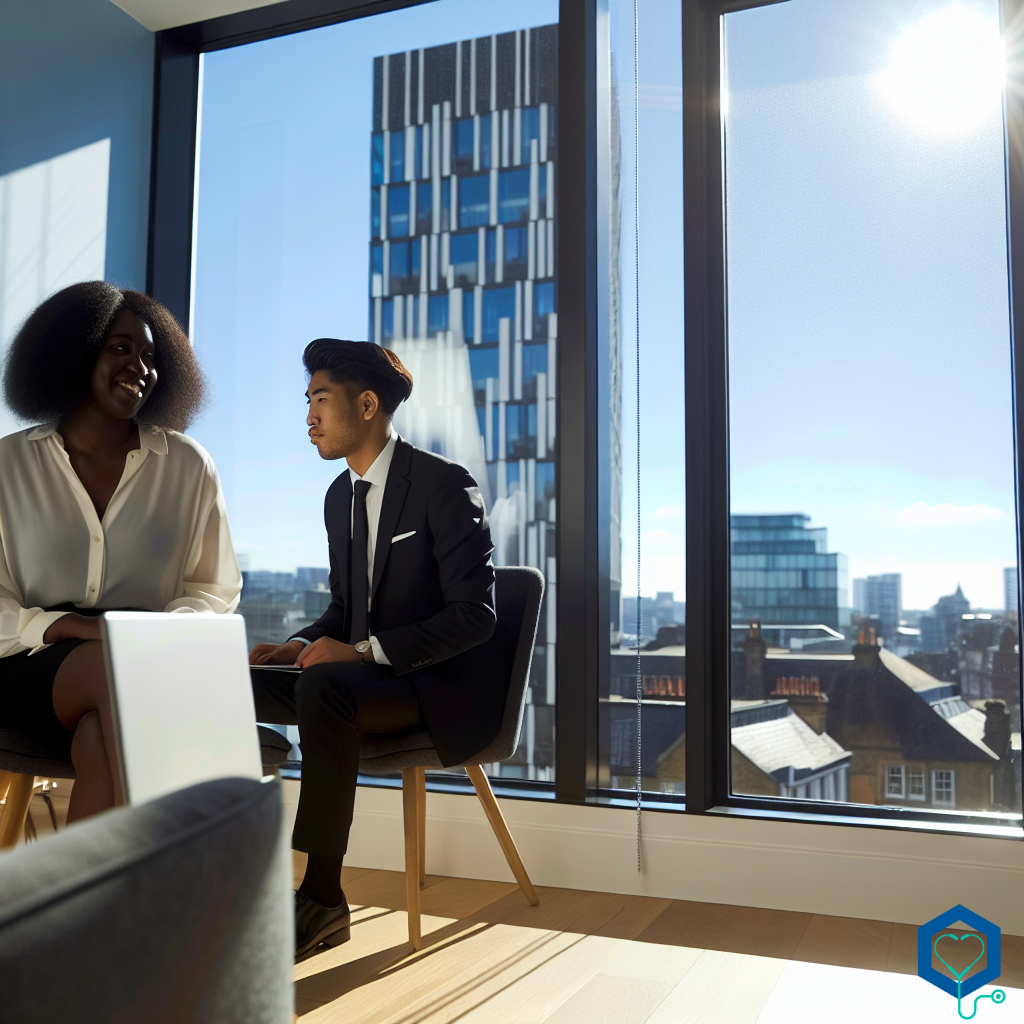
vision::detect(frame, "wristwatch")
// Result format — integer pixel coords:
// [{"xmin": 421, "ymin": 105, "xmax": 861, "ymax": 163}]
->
[{"xmin": 355, "ymin": 640, "xmax": 373, "ymax": 664}]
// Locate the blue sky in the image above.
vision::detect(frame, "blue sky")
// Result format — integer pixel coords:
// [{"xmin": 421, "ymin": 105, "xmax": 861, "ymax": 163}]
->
[
  {"xmin": 190, "ymin": 0, "xmax": 557, "ymax": 574},
  {"xmin": 725, "ymin": 0, "xmax": 1015, "ymax": 610},
  {"xmin": 620, "ymin": 0, "xmax": 1016, "ymax": 611}
]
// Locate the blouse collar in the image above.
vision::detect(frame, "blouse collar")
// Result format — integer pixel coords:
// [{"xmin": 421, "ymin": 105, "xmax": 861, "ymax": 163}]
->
[{"xmin": 27, "ymin": 422, "xmax": 169, "ymax": 455}]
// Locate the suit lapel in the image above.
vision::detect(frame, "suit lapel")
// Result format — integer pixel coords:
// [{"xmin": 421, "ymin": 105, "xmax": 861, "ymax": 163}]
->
[
  {"xmin": 372, "ymin": 436, "xmax": 412, "ymax": 599},
  {"xmin": 336, "ymin": 471, "xmax": 353, "ymax": 611}
]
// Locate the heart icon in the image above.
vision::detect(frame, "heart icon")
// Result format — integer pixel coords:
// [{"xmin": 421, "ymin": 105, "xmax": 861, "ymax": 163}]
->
[{"xmin": 934, "ymin": 932, "xmax": 986, "ymax": 981}]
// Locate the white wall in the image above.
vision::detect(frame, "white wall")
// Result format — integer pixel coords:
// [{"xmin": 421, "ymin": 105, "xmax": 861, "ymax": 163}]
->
[
  {"xmin": 281, "ymin": 779, "xmax": 1024, "ymax": 936},
  {"xmin": 0, "ymin": 139, "xmax": 109, "ymax": 437}
]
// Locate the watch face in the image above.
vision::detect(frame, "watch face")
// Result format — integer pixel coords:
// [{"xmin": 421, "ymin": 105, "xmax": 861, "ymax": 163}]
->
[{"xmin": 355, "ymin": 640, "xmax": 371, "ymax": 653}]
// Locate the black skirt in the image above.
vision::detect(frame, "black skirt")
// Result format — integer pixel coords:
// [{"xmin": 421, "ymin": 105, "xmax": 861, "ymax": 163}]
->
[{"xmin": 0, "ymin": 639, "xmax": 88, "ymax": 749}]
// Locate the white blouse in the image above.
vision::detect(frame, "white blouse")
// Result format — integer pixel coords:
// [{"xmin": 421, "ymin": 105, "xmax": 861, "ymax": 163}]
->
[{"xmin": 0, "ymin": 423, "xmax": 242, "ymax": 659}]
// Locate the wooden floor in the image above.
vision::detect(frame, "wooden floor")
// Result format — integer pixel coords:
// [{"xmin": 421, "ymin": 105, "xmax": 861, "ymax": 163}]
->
[
  {"xmin": 293, "ymin": 855, "xmax": 1024, "ymax": 1023},
  {"xmin": 16, "ymin": 782, "xmax": 1024, "ymax": 1022}
]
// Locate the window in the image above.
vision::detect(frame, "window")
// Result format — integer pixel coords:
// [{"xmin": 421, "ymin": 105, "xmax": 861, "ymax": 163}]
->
[
  {"xmin": 482, "ymin": 286, "xmax": 515, "ymax": 343},
  {"xmin": 390, "ymin": 127, "xmax": 405, "ymax": 183},
  {"xmin": 371, "ymin": 132, "xmax": 384, "ymax": 185},
  {"xmin": 440, "ymin": 177, "xmax": 451, "ymax": 233},
  {"xmin": 520, "ymin": 105, "xmax": 540, "ymax": 164},
  {"xmin": 388, "ymin": 185, "xmax": 409, "ymax": 239},
  {"xmin": 416, "ymin": 181, "xmax": 432, "ymax": 235},
  {"xmin": 933, "ymin": 770, "xmax": 956, "ymax": 808},
  {"xmin": 427, "ymin": 294, "xmax": 448, "ymax": 336},
  {"xmin": 603, "ymin": 0, "xmax": 686, "ymax": 798},
  {"xmin": 504, "ymin": 225, "xmax": 528, "ymax": 280},
  {"xmin": 723, "ymin": 0, "xmax": 1020, "ymax": 819},
  {"xmin": 459, "ymin": 175, "xmax": 490, "ymax": 227},
  {"xmin": 479, "ymin": 113, "xmax": 493, "ymax": 169},
  {"xmin": 450, "ymin": 232, "xmax": 478, "ymax": 287},
  {"xmin": 190, "ymin": 2, "xmax": 559, "ymax": 787},
  {"xmin": 454, "ymin": 117, "xmax": 474, "ymax": 174},
  {"xmin": 498, "ymin": 168, "xmax": 530, "ymax": 223},
  {"xmin": 885, "ymin": 765, "xmax": 905, "ymax": 799},
  {"xmin": 389, "ymin": 240, "xmax": 412, "ymax": 294}
]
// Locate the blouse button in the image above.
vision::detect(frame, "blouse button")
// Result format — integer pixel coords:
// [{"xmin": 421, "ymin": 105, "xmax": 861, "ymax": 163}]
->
[
  {"xmin": 89, "ymin": 585, "xmax": 96, "ymax": 593},
  {"xmin": 93, "ymin": 536, "xmax": 101, "ymax": 543}
]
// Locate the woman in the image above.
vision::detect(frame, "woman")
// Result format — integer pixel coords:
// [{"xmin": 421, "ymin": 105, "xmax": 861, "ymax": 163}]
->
[{"xmin": 0, "ymin": 281, "xmax": 241, "ymax": 822}]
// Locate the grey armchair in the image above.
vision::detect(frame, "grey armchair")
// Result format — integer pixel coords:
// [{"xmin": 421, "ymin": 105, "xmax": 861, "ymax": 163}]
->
[
  {"xmin": 359, "ymin": 565, "xmax": 545, "ymax": 949},
  {"xmin": 0, "ymin": 776, "xmax": 292, "ymax": 1024}
]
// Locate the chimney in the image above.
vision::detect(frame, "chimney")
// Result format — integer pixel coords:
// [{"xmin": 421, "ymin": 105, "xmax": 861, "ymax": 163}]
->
[
  {"xmin": 851, "ymin": 626, "xmax": 882, "ymax": 667},
  {"xmin": 984, "ymin": 700, "xmax": 1015, "ymax": 810},
  {"xmin": 770, "ymin": 675, "xmax": 829, "ymax": 734},
  {"xmin": 742, "ymin": 621, "xmax": 767, "ymax": 699}
]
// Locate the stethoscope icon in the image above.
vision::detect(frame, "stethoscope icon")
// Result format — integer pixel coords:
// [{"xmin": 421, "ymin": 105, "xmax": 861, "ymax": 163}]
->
[{"xmin": 933, "ymin": 932, "xmax": 1007, "ymax": 1019}]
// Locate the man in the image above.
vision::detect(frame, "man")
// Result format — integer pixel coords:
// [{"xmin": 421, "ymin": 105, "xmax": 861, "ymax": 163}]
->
[{"xmin": 249, "ymin": 338, "xmax": 503, "ymax": 961}]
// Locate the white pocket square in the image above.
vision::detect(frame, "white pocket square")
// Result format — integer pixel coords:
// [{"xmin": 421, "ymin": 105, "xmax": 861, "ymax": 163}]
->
[{"xmin": 391, "ymin": 530, "xmax": 417, "ymax": 544}]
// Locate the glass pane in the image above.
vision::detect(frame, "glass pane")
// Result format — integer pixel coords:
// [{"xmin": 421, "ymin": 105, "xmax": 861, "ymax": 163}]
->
[
  {"xmin": 603, "ymin": 0, "xmax": 685, "ymax": 799},
  {"xmin": 725, "ymin": 0, "xmax": 1021, "ymax": 821},
  {"xmin": 191, "ymin": 0, "xmax": 559, "ymax": 783}
]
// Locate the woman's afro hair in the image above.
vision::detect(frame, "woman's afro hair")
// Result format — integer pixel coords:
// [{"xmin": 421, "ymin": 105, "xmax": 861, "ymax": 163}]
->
[{"xmin": 2, "ymin": 281, "xmax": 206, "ymax": 433}]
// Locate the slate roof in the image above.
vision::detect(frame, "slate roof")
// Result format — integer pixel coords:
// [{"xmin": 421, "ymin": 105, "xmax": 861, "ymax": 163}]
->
[
  {"xmin": 730, "ymin": 701, "xmax": 851, "ymax": 784},
  {"xmin": 826, "ymin": 650, "xmax": 998, "ymax": 763}
]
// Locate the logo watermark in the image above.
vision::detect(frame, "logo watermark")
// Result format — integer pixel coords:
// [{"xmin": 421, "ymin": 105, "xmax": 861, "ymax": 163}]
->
[{"xmin": 918, "ymin": 905, "xmax": 1006, "ymax": 1019}]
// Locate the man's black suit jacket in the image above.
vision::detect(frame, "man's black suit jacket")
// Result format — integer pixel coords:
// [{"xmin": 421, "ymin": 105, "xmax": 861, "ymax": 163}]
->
[{"xmin": 293, "ymin": 435, "xmax": 506, "ymax": 766}]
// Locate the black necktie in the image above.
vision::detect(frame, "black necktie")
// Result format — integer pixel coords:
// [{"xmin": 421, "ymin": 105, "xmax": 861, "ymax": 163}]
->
[{"xmin": 349, "ymin": 479, "xmax": 371, "ymax": 644}]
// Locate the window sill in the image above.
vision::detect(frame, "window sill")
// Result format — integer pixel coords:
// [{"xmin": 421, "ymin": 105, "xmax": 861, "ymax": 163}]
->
[{"xmin": 705, "ymin": 803, "xmax": 1024, "ymax": 840}]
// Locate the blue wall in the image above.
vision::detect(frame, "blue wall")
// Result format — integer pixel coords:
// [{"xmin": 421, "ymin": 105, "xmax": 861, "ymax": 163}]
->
[{"xmin": 0, "ymin": 0, "xmax": 154, "ymax": 289}]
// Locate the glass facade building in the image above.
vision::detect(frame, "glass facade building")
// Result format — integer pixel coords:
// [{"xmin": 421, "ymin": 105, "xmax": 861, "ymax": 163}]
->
[
  {"xmin": 730, "ymin": 514, "xmax": 850, "ymax": 631},
  {"xmin": 369, "ymin": 28, "xmax": 558, "ymax": 780}
]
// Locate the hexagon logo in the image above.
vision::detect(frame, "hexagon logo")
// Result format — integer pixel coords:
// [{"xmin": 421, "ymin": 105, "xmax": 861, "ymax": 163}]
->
[{"xmin": 918, "ymin": 904, "xmax": 1002, "ymax": 999}]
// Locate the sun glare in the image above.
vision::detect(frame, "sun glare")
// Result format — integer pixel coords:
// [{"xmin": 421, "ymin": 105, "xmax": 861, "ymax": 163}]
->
[{"xmin": 878, "ymin": 6, "xmax": 1004, "ymax": 133}]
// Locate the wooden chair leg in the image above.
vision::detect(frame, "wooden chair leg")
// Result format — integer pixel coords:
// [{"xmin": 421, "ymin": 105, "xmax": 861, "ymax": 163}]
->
[
  {"xmin": 465, "ymin": 765, "xmax": 539, "ymax": 906},
  {"xmin": 402, "ymin": 767, "xmax": 423, "ymax": 950},
  {"xmin": 415, "ymin": 766, "xmax": 426, "ymax": 888},
  {"xmin": 0, "ymin": 773, "xmax": 35, "ymax": 850}
]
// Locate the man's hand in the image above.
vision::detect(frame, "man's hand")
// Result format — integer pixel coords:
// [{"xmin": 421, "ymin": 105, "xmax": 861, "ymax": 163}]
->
[
  {"xmin": 249, "ymin": 640, "xmax": 306, "ymax": 666},
  {"xmin": 295, "ymin": 637, "xmax": 364, "ymax": 668},
  {"xmin": 43, "ymin": 613, "xmax": 102, "ymax": 644}
]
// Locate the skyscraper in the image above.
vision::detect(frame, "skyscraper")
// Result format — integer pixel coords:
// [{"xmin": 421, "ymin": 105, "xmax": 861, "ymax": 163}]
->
[
  {"xmin": 1004, "ymin": 566, "xmax": 1018, "ymax": 617},
  {"xmin": 369, "ymin": 28, "xmax": 558, "ymax": 780},
  {"xmin": 731, "ymin": 514, "xmax": 850, "ymax": 631},
  {"xmin": 862, "ymin": 573, "xmax": 902, "ymax": 641}
]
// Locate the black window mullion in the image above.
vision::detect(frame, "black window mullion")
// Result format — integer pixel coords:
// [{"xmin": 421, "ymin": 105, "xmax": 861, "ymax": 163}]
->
[
  {"xmin": 555, "ymin": 0, "xmax": 600, "ymax": 804},
  {"xmin": 683, "ymin": 0, "xmax": 731, "ymax": 814},
  {"xmin": 1001, "ymin": 0, "xmax": 1024, "ymax": 768},
  {"xmin": 147, "ymin": 32, "xmax": 200, "ymax": 330}
]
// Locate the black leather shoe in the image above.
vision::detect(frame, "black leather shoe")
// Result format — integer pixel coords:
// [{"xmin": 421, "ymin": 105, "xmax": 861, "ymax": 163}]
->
[{"xmin": 294, "ymin": 890, "xmax": 351, "ymax": 962}]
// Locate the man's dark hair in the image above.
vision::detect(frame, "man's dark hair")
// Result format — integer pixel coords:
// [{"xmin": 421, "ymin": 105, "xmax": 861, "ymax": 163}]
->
[
  {"xmin": 303, "ymin": 338, "xmax": 413, "ymax": 417},
  {"xmin": 2, "ymin": 281, "xmax": 206, "ymax": 432}
]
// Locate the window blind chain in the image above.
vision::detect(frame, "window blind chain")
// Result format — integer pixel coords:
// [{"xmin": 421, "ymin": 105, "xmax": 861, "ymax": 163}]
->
[{"xmin": 634, "ymin": 0, "xmax": 643, "ymax": 876}]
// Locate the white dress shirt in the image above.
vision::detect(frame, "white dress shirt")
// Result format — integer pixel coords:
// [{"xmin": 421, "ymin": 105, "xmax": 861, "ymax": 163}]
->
[
  {"xmin": 0, "ymin": 423, "xmax": 242, "ymax": 659},
  {"xmin": 291, "ymin": 431, "xmax": 396, "ymax": 665}
]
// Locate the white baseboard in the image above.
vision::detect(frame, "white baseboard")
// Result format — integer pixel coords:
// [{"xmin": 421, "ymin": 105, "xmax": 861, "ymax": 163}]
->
[{"xmin": 279, "ymin": 780, "xmax": 1024, "ymax": 936}]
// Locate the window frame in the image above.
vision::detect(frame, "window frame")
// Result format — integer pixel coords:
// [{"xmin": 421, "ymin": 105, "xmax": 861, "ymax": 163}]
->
[
  {"xmin": 680, "ymin": 0, "xmax": 1024, "ymax": 837},
  {"xmin": 147, "ymin": 0, "xmax": 1024, "ymax": 840},
  {"xmin": 885, "ymin": 765, "xmax": 906, "ymax": 801}
]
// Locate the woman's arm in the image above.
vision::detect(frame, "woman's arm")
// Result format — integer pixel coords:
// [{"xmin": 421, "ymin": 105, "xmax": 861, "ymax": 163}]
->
[
  {"xmin": 0, "ymin": 542, "xmax": 76, "ymax": 656},
  {"xmin": 164, "ymin": 460, "xmax": 242, "ymax": 615}
]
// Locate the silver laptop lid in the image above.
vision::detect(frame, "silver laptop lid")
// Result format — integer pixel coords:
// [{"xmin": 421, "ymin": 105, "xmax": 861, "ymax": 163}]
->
[{"xmin": 101, "ymin": 612, "xmax": 263, "ymax": 805}]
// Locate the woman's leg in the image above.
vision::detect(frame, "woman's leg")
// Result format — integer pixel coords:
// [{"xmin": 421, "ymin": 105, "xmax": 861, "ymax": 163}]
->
[
  {"xmin": 65, "ymin": 711, "xmax": 114, "ymax": 822},
  {"xmin": 52, "ymin": 640, "xmax": 124, "ymax": 821}
]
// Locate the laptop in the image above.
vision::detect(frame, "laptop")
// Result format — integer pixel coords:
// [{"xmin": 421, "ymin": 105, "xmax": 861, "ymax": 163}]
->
[{"xmin": 101, "ymin": 612, "xmax": 264, "ymax": 806}]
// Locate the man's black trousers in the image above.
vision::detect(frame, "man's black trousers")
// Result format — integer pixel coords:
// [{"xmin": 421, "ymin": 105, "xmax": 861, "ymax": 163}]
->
[{"xmin": 250, "ymin": 663, "xmax": 424, "ymax": 857}]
